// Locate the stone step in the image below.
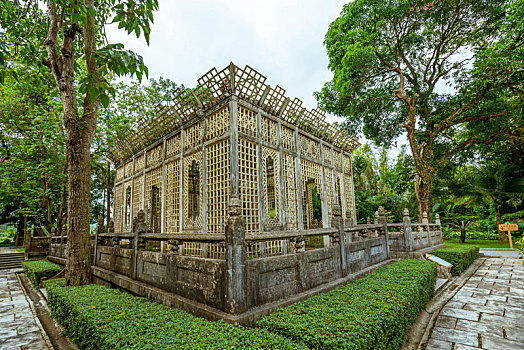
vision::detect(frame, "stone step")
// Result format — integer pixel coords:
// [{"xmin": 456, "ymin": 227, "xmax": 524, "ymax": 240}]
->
[{"xmin": 0, "ymin": 252, "xmax": 25, "ymax": 270}]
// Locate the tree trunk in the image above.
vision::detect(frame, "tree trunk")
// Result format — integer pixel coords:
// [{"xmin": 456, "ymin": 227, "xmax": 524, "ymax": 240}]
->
[
  {"xmin": 106, "ymin": 161, "xmax": 111, "ymax": 229},
  {"xmin": 15, "ymin": 216, "xmax": 23, "ymax": 246},
  {"xmin": 460, "ymin": 226, "xmax": 466, "ymax": 243},
  {"xmin": 493, "ymin": 198, "xmax": 506, "ymax": 242},
  {"xmin": 414, "ymin": 173, "xmax": 432, "ymax": 222}
]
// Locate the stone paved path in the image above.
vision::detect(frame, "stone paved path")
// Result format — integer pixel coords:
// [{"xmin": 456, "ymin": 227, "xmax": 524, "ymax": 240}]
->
[
  {"xmin": 0, "ymin": 268, "xmax": 49, "ymax": 350},
  {"xmin": 426, "ymin": 258, "xmax": 524, "ymax": 350}
]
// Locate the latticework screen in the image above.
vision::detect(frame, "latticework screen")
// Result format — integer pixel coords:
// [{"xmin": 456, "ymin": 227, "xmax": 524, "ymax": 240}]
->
[
  {"xmin": 206, "ymin": 106, "xmax": 230, "ymax": 141},
  {"xmin": 166, "ymin": 134, "xmax": 181, "ymax": 158},
  {"xmin": 114, "ymin": 184, "xmax": 123, "ymax": 233},
  {"xmin": 206, "ymin": 139, "xmax": 230, "ymax": 234},
  {"xmin": 146, "ymin": 144, "xmax": 163, "ymax": 168},
  {"xmin": 344, "ymin": 173, "xmax": 355, "ymax": 220},
  {"xmin": 164, "ymin": 160, "xmax": 180, "ymax": 233},
  {"xmin": 336, "ymin": 172, "xmax": 347, "ymax": 219},
  {"xmin": 333, "ymin": 150, "xmax": 342, "ymax": 170},
  {"xmin": 124, "ymin": 161, "xmax": 133, "ymax": 178},
  {"xmin": 324, "ymin": 147, "xmax": 333, "ymax": 168},
  {"xmin": 281, "ymin": 126, "xmax": 296, "ymax": 152},
  {"xmin": 238, "ymin": 138, "xmax": 259, "ymax": 234},
  {"xmin": 135, "ymin": 155, "xmax": 145, "ymax": 173},
  {"xmin": 283, "ymin": 153, "xmax": 298, "ymax": 230},
  {"xmin": 183, "ymin": 152, "xmax": 203, "ymax": 230},
  {"xmin": 184, "ymin": 121, "xmax": 202, "ymax": 152},
  {"xmin": 261, "ymin": 116, "xmax": 278, "ymax": 145},
  {"xmin": 325, "ymin": 166, "xmax": 335, "ymax": 220},
  {"xmin": 182, "ymin": 242, "xmax": 225, "ymax": 259},
  {"xmin": 299, "ymin": 134, "xmax": 321, "ymax": 162},
  {"xmin": 238, "ymin": 106, "xmax": 257, "ymax": 138},
  {"xmin": 145, "ymin": 167, "xmax": 162, "ymax": 232},
  {"xmin": 262, "ymin": 146, "xmax": 280, "ymax": 227},
  {"xmin": 115, "ymin": 166, "xmax": 124, "ymax": 183},
  {"xmin": 343, "ymin": 154, "xmax": 352, "ymax": 175}
]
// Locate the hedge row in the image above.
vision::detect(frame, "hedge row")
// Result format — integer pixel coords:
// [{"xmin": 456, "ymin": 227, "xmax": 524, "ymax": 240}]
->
[
  {"xmin": 43, "ymin": 279, "xmax": 306, "ymax": 350},
  {"xmin": 432, "ymin": 246, "xmax": 479, "ymax": 276},
  {"xmin": 22, "ymin": 259, "xmax": 62, "ymax": 288},
  {"xmin": 257, "ymin": 259, "xmax": 437, "ymax": 350}
]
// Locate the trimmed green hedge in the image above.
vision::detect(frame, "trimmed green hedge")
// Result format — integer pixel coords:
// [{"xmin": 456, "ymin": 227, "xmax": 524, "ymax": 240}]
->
[
  {"xmin": 257, "ymin": 259, "xmax": 437, "ymax": 350},
  {"xmin": 432, "ymin": 246, "xmax": 479, "ymax": 276},
  {"xmin": 22, "ymin": 259, "xmax": 62, "ymax": 288},
  {"xmin": 43, "ymin": 279, "xmax": 306, "ymax": 350}
]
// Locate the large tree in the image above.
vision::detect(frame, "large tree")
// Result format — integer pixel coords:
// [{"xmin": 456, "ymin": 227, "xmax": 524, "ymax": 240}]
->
[
  {"xmin": 316, "ymin": 0, "xmax": 524, "ymax": 220},
  {"xmin": 1, "ymin": 0, "xmax": 158, "ymax": 285}
]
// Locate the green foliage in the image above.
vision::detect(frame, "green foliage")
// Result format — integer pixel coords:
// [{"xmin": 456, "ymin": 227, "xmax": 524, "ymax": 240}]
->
[
  {"xmin": 432, "ymin": 246, "xmax": 479, "ymax": 276},
  {"xmin": 43, "ymin": 279, "xmax": 306, "ymax": 350},
  {"xmin": 443, "ymin": 230, "xmax": 498, "ymax": 241},
  {"xmin": 257, "ymin": 260, "xmax": 437, "ymax": 350},
  {"xmin": 0, "ymin": 238, "xmax": 14, "ymax": 246},
  {"xmin": 22, "ymin": 259, "xmax": 62, "ymax": 289}
]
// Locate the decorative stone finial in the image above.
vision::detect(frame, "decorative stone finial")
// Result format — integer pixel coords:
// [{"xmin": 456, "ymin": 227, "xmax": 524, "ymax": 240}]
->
[
  {"xmin": 108, "ymin": 220, "xmax": 115, "ymax": 233},
  {"xmin": 435, "ymin": 213, "xmax": 440, "ymax": 220},
  {"xmin": 333, "ymin": 205, "xmax": 342, "ymax": 217},
  {"xmin": 378, "ymin": 206, "xmax": 385, "ymax": 216},
  {"xmin": 50, "ymin": 227, "xmax": 56, "ymax": 237},
  {"xmin": 404, "ymin": 208, "xmax": 410, "ymax": 217},
  {"xmin": 137, "ymin": 209, "xmax": 146, "ymax": 222},
  {"xmin": 366, "ymin": 217, "xmax": 371, "ymax": 225},
  {"xmin": 227, "ymin": 196, "xmax": 242, "ymax": 217},
  {"xmin": 422, "ymin": 211, "xmax": 428, "ymax": 219}
]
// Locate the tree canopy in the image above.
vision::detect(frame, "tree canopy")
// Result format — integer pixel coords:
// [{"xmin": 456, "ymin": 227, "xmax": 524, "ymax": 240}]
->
[{"xmin": 316, "ymin": 0, "xmax": 524, "ymax": 219}]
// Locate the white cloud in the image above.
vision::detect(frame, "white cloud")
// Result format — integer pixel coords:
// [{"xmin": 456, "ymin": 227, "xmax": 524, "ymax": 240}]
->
[{"xmin": 105, "ymin": 0, "xmax": 348, "ymax": 120}]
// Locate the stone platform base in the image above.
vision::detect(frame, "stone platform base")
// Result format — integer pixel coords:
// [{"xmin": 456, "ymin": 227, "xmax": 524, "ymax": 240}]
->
[{"xmin": 390, "ymin": 243, "xmax": 446, "ymax": 260}]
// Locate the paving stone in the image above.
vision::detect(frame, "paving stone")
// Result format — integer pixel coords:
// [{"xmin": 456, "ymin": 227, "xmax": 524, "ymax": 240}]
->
[
  {"xmin": 435, "ymin": 315, "xmax": 457, "ymax": 329},
  {"xmin": 453, "ymin": 344, "xmax": 480, "ymax": 350},
  {"xmin": 504, "ymin": 325, "xmax": 524, "ymax": 342},
  {"xmin": 464, "ymin": 304, "xmax": 504, "ymax": 316},
  {"xmin": 482, "ymin": 335, "xmax": 523, "ymax": 350},
  {"xmin": 455, "ymin": 319, "xmax": 504, "ymax": 337},
  {"xmin": 445, "ymin": 301, "xmax": 466, "ymax": 309},
  {"xmin": 439, "ymin": 307, "xmax": 480, "ymax": 321},
  {"xmin": 431, "ymin": 327, "xmax": 479, "ymax": 347},
  {"xmin": 426, "ymin": 338, "xmax": 453, "ymax": 350}
]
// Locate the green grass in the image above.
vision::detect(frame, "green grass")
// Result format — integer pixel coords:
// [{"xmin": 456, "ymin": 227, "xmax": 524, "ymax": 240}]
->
[
  {"xmin": 10, "ymin": 246, "xmax": 25, "ymax": 252},
  {"xmin": 443, "ymin": 238, "xmax": 510, "ymax": 249}
]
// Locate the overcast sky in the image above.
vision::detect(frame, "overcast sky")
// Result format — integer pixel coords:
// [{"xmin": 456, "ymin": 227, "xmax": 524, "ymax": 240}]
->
[{"xmin": 106, "ymin": 0, "xmax": 349, "ymax": 123}]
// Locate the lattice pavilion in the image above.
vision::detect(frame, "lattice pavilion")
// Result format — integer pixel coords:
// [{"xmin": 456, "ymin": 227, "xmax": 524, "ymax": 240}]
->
[{"xmin": 108, "ymin": 63, "xmax": 360, "ymax": 253}]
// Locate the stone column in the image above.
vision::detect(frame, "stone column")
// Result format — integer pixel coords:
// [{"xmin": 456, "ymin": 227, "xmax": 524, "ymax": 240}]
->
[
  {"xmin": 435, "ymin": 213, "xmax": 443, "ymax": 244},
  {"xmin": 331, "ymin": 204, "xmax": 348, "ymax": 276},
  {"xmin": 403, "ymin": 208, "xmax": 413, "ymax": 252},
  {"xmin": 224, "ymin": 197, "xmax": 247, "ymax": 314},
  {"xmin": 377, "ymin": 206, "xmax": 390, "ymax": 257},
  {"xmin": 132, "ymin": 210, "xmax": 147, "ymax": 280},
  {"xmin": 423, "ymin": 211, "xmax": 430, "ymax": 246}
]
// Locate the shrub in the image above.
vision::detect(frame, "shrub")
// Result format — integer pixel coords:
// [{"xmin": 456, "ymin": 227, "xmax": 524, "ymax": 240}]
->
[
  {"xmin": 432, "ymin": 246, "xmax": 479, "ymax": 275},
  {"xmin": 441, "ymin": 230, "xmax": 498, "ymax": 240},
  {"xmin": 43, "ymin": 279, "xmax": 306, "ymax": 350},
  {"xmin": 257, "ymin": 259, "xmax": 437, "ymax": 350},
  {"xmin": 0, "ymin": 238, "xmax": 14, "ymax": 246},
  {"xmin": 22, "ymin": 260, "xmax": 62, "ymax": 288}
]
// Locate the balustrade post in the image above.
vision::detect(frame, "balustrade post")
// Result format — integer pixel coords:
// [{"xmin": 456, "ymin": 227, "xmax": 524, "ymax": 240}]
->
[
  {"xmin": 224, "ymin": 197, "xmax": 247, "ymax": 314},
  {"xmin": 377, "ymin": 206, "xmax": 390, "ymax": 257},
  {"xmin": 331, "ymin": 205, "xmax": 348, "ymax": 276},
  {"xmin": 423, "ymin": 211, "xmax": 430, "ymax": 246},
  {"xmin": 403, "ymin": 209, "xmax": 413, "ymax": 252},
  {"xmin": 435, "ymin": 213, "xmax": 443, "ymax": 244},
  {"xmin": 133, "ymin": 210, "xmax": 147, "ymax": 280}
]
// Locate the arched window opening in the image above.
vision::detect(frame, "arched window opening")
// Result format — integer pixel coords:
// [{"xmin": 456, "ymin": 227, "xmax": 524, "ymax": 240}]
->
[
  {"xmin": 266, "ymin": 157, "xmax": 276, "ymax": 218},
  {"xmin": 125, "ymin": 187, "xmax": 132, "ymax": 228},
  {"xmin": 188, "ymin": 160, "xmax": 200, "ymax": 220},
  {"xmin": 304, "ymin": 179, "xmax": 322, "ymax": 229},
  {"xmin": 150, "ymin": 185, "xmax": 160, "ymax": 232},
  {"xmin": 336, "ymin": 177, "xmax": 342, "ymax": 209}
]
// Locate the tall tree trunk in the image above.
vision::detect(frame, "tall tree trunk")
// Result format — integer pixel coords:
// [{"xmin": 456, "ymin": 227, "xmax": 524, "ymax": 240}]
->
[
  {"xmin": 15, "ymin": 216, "xmax": 23, "ymax": 246},
  {"xmin": 460, "ymin": 226, "xmax": 466, "ymax": 243},
  {"xmin": 106, "ymin": 161, "xmax": 111, "ymax": 228},
  {"xmin": 493, "ymin": 197, "xmax": 506, "ymax": 242},
  {"xmin": 414, "ymin": 172, "xmax": 432, "ymax": 222}
]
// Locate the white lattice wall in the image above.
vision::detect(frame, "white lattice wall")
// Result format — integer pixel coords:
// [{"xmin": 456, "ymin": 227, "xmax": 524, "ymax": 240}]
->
[
  {"xmin": 206, "ymin": 139, "xmax": 230, "ymax": 234},
  {"xmin": 238, "ymin": 138, "xmax": 259, "ymax": 234},
  {"xmin": 238, "ymin": 106, "xmax": 257, "ymax": 138},
  {"xmin": 114, "ymin": 183, "xmax": 123, "ymax": 233},
  {"xmin": 207, "ymin": 106, "xmax": 230, "ymax": 141},
  {"xmin": 164, "ymin": 160, "xmax": 180, "ymax": 233},
  {"xmin": 262, "ymin": 146, "xmax": 280, "ymax": 227},
  {"xmin": 183, "ymin": 151, "xmax": 203, "ymax": 230}
]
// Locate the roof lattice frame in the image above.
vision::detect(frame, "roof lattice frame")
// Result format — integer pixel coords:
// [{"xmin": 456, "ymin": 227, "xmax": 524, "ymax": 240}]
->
[{"xmin": 107, "ymin": 63, "xmax": 360, "ymax": 164}]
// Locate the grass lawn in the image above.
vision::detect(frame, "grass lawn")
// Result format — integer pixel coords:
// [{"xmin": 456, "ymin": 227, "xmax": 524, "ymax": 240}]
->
[
  {"xmin": 443, "ymin": 238, "xmax": 511, "ymax": 249},
  {"xmin": 9, "ymin": 246, "xmax": 25, "ymax": 252}
]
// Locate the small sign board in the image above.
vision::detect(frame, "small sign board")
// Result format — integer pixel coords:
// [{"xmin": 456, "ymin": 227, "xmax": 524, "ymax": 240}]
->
[
  {"xmin": 425, "ymin": 254, "xmax": 453, "ymax": 272},
  {"xmin": 499, "ymin": 223, "xmax": 518, "ymax": 231},
  {"xmin": 499, "ymin": 223, "xmax": 519, "ymax": 249}
]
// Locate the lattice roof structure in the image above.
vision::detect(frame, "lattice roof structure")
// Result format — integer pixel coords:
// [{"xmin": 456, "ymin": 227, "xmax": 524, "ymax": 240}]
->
[{"xmin": 107, "ymin": 63, "xmax": 359, "ymax": 164}]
